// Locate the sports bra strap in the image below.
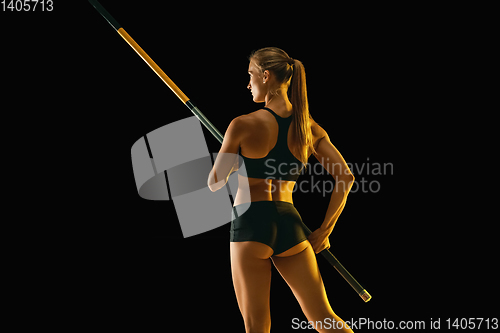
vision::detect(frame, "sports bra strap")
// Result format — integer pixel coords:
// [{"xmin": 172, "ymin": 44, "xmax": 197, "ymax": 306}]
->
[
  {"xmin": 262, "ymin": 107, "xmax": 292, "ymax": 120},
  {"xmin": 262, "ymin": 107, "xmax": 277, "ymax": 118},
  {"xmin": 239, "ymin": 107, "xmax": 303, "ymax": 181}
]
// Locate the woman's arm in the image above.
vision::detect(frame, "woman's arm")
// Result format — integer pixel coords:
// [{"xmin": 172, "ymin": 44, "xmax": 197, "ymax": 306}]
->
[
  {"xmin": 308, "ymin": 129, "xmax": 355, "ymax": 253},
  {"xmin": 207, "ymin": 116, "xmax": 245, "ymax": 192},
  {"xmin": 316, "ymin": 133, "xmax": 355, "ymax": 232}
]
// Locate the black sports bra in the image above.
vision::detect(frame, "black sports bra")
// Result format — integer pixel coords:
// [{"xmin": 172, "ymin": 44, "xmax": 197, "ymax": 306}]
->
[{"xmin": 239, "ymin": 107, "xmax": 304, "ymax": 181}]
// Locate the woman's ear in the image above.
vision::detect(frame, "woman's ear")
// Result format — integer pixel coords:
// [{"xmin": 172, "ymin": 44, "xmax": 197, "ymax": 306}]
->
[{"xmin": 263, "ymin": 70, "xmax": 270, "ymax": 83}]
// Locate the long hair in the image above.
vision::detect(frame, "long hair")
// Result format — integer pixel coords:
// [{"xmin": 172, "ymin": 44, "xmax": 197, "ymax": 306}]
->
[{"xmin": 249, "ymin": 47, "xmax": 315, "ymax": 166}]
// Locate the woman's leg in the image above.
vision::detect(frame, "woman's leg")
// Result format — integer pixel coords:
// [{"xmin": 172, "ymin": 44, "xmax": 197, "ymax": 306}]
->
[
  {"xmin": 230, "ymin": 241, "xmax": 274, "ymax": 333},
  {"xmin": 272, "ymin": 241, "xmax": 354, "ymax": 332}
]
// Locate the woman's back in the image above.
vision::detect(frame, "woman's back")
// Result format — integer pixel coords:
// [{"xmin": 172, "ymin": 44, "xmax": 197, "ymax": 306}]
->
[
  {"xmin": 239, "ymin": 108, "xmax": 294, "ymax": 160},
  {"xmin": 234, "ymin": 107, "xmax": 325, "ymax": 206}
]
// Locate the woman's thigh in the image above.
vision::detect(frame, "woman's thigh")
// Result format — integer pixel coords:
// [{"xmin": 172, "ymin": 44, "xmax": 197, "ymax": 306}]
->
[
  {"xmin": 271, "ymin": 242, "xmax": 353, "ymax": 332},
  {"xmin": 230, "ymin": 241, "xmax": 273, "ymax": 332}
]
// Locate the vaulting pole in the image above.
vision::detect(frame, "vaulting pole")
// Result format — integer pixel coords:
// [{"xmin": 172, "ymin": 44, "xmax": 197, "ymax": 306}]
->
[{"xmin": 88, "ymin": 0, "xmax": 371, "ymax": 302}]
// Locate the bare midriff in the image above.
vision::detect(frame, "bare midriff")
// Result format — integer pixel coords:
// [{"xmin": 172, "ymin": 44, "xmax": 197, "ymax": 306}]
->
[{"xmin": 233, "ymin": 174, "xmax": 296, "ymax": 206}]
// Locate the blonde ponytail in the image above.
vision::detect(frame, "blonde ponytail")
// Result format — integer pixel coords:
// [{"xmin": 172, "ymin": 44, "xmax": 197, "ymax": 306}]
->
[
  {"xmin": 250, "ymin": 47, "xmax": 315, "ymax": 166},
  {"xmin": 288, "ymin": 58, "xmax": 315, "ymax": 166}
]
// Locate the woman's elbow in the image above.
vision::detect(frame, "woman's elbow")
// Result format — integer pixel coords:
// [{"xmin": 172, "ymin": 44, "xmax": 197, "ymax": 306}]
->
[
  {"xmin": 335, "ymin": 173, "xmax": 355, "ymax": 192},
  {"xmin": 207, "ymin": 178, "xmax": 217, "ymax": 192},
  {"xmin": 348, "ymin": 173, "xmax": 355, "ymax": 183},
  {"xmin": 207, "ymin": 171, "xmax": 217, "ymax": 192},
  {"xmin": 208, "ymin": 181, "xmax": 226, "ymax": 192},
  {"xmin": 208, "ymin": 174, "xmax": 225, "ymax": 192}
]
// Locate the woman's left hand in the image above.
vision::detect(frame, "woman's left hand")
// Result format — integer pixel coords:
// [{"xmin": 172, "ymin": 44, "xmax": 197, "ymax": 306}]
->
[{"xmin": 307, "ymin": 227, "xmax": 331, "ymax": 254}]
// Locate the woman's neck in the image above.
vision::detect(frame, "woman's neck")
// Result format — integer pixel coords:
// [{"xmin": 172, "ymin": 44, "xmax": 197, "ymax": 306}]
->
[{"xmin": 265, "ymin": 90, "xmax": 292, "ymax": 116}]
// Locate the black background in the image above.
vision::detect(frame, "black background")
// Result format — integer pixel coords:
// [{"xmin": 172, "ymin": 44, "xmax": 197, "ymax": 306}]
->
[{"xmin": 2, "ymin": 1, "xmax": 496, "ymax": 331}]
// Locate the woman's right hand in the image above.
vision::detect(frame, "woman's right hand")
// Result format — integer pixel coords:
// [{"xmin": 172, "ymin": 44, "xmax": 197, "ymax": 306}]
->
[{"xmin": 307, "ymin": 227, "xmax": 332, "ymax": 254}]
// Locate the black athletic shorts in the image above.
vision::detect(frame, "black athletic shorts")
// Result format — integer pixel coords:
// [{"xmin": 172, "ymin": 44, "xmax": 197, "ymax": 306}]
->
[{"xmin": 230, "ymin": 201, "xmax": 309, "ymax": 255}]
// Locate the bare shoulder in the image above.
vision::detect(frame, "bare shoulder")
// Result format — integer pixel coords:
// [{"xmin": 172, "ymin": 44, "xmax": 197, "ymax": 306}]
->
[
  {"xmin": 234, "ymin": 109, "xmax": 271, "ymax": 129},
  {"xmin": 246, "ymin": 109, "xmax": 274, "ymax": 122},
  {"xmin": 310, "ymin": 118, "xmax": 329, "ymax": 148},
  {"xmin": 226, "ymin": 110, "xmax": 268, "ymax": 140},
  {"xmin": 228, "ymin": 114, "xmax": 248, "ymax": 129},
  {"xmin": 233, "ymin": 109, "xmax": 267, "ymax": 122}
]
